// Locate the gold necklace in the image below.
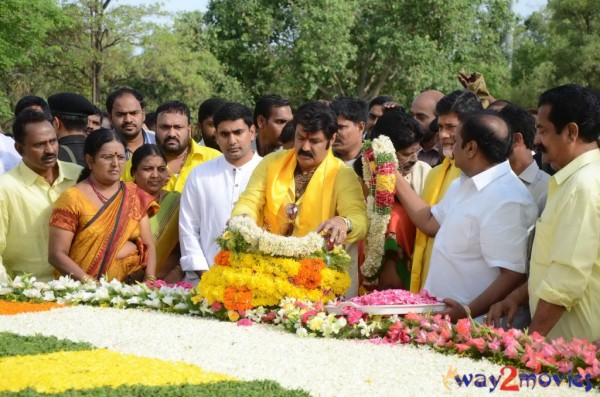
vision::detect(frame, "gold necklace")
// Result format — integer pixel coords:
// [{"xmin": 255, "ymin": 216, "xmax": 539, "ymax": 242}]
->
[{"xmin": 294, "ymin": 167, "xmax": 316, "ymax": 199}]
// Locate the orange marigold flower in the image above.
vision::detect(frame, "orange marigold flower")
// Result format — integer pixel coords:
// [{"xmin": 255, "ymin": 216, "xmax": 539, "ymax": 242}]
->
[
  {"xmin": 214, "ymin": 250, "xmax": 231, "ymax": 267},
  {"xmin": 293, "ymin": 258, "xmax": 326, "ymax": 290},
  {"xmin": 222, "ymin": 285, "xmax": 253, "ymax": 312},
  {"xmin": 0, "ymin": 300, "xmax": 65, "ymax": 315}
]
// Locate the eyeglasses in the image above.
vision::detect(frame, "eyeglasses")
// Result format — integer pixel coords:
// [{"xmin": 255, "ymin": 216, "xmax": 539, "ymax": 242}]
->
[
  {"xmin": 98, "ymin": 154, "xmax": 126, "ymax": 164},
  {"xmin": 284, "ymin": 203, "xmax": 299, "ymax": 236}
]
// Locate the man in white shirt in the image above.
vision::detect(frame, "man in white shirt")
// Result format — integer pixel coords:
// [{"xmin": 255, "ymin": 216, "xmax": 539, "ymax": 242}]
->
[
  {"xmin": 179, "ymin": 102, "xmax": 262, "ymax": 285},
  {"xmin": 394, "ymin": 112, "xmax": 538, "ymax": 322},
  {"xmin": 498, "ymin": 103, "xmax": 550, "ymax": 213}
]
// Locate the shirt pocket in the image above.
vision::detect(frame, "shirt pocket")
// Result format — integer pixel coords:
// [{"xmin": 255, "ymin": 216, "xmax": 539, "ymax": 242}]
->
[
  {"xmin": 530, "ymin": 218, "xmax": 552, "ymax": 269},
  {"xmin": 442, "ymin": 215, "xmax": 478, "ymax": 256}
]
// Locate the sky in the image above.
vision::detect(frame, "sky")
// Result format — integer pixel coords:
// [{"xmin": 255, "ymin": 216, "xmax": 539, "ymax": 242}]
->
[{"xmin": 118, "ymin": 0, "xmax": 547, "ymax": 18}]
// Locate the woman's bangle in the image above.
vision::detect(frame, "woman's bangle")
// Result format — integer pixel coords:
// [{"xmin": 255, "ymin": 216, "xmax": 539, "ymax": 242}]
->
[
  {"xmin": 144, "ymin": 275, "xmax": 157, "ymax": 283},
  {"xmin": 81, "ymin": 274, "xmax": 93, "ymax": 284}
]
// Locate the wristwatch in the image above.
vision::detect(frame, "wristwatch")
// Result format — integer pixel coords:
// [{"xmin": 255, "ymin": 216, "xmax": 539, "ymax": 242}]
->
[{"xmin": 342, "ymin": 217, "xmax": 353, "ymax": 233}]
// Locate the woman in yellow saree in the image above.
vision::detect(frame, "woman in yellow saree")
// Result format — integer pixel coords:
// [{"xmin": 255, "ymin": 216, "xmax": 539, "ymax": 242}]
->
[
  {"xmin": 49, "ymin": 129, "xmax": 159, "ymax": 283},
  {"xmin": 130, "ymin": 144, "xmax": 182, "ymax": 282}
]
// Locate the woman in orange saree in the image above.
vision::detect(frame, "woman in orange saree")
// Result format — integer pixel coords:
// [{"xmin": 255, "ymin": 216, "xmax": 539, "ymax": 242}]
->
[{"xmin": 49, "ymin": 129, "xmax": 158, "ymax": 282}]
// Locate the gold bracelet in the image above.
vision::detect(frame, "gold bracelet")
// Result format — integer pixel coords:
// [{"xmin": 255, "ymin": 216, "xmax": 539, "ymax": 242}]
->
[
  {"xmin": 144, "ymin": 275, "xmax": 157, "ymax": 283},
  {"xmin": 462, "ymin": 304, "xmax": 472, "ymax": 318},
  {"xmin": 81, "ymin": 274, "xmax": 93, "ymax": 284},
  {"xmin": 339, "ymin": 216, "xmax": 351, "ymax": 233}
]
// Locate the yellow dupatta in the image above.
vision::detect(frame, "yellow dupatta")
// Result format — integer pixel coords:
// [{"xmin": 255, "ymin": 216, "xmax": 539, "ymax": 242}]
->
[
  {"xmin": 264, "ymin": 149, "xmax": 344, "ymax": 236},
  {"xmin": 150, "ymin": 190, "xmax": 180, "ymax": 272}
]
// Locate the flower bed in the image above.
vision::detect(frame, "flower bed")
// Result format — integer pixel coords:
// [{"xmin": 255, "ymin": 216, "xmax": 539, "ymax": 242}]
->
[
  {"xmin": 1, "ymin": 275, "xmax": 599, "ymax": 395},
  {"xmin": 0, "ymin": 332, "xmax": 308, "ymax": 396}
]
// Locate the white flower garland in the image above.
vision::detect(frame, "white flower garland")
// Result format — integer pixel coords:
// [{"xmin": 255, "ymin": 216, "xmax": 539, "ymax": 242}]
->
[
  {"xmin": 228, "ymin": 215, "xmax": 325, "ymax": 257},
  {"xmin": 360, "ymin": 136, "xmax": 398, "ymax": 285}
]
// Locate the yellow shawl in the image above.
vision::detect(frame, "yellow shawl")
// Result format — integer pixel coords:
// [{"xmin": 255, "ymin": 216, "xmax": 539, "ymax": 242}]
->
[{"xmin": 264, "ymin": 149, "xmax": 344, "ymax": 236}]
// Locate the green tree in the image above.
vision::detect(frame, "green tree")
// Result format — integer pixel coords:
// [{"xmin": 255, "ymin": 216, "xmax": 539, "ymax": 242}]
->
[
  {"xmin": 0, "ymin": 0, "xmax": 65, "ymax": 120},
  {"xmin": 510, "ymin": 0, "xmax": 600, "ymax": 107},
  {"xmin": 204, "ymin": 0, "xmax": 357, "ymax": 103},
  {"xmin": 124, "ymin": 11, "xmax": 248, "ymax": 115},
  {"xmin": 205, "ymin": 0, "xmax": 514, "ymax": 105}
]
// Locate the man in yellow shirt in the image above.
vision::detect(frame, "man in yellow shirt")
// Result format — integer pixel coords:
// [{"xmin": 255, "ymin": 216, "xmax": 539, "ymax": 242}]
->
[
  {"xmin": 488, "ymin": 84, "xmax": 600, "ymax": 342},
  {"xmin": 123, "ymin": 101, "xmax": 221, "ymax": 192},
  {"xmin": 410, "ymin": 90, "xmax": 483, "ymax": 292},
  {"xmin": 232, "ymin": 101, "xmax": 367, "ymax": 245},
  {"xmin": 0, "ymin": 110, "xmax": 81, "ymax": 283}
]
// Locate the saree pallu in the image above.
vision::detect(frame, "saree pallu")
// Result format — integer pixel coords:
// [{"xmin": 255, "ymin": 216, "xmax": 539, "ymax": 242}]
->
[
  {"xmin": 50, "ymin": 182, "xmax": 159, "ymax": 281},
  {"xmin": 150, "ymin": 191, "xmax": 180, "ymax": 272}
]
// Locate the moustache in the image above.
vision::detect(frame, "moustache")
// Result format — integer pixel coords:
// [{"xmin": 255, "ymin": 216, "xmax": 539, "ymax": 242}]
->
[
  {"xmin": 536, "ymin": 144, "xmax": 547, "ymax": 154},
  {"xmin": 164, "ymin": 137, "xmax": 180, "ymax": 144},
  {"xmin": 42, "ymin": 154, "xmax": 56, "ymax": 161},
  {"xmin": 297, "ymin": 149, "xmax": 314, "ymax": 158},
  {"xmin": 400, "ymin": 161, "xmax": 416, "ymax": 171}
]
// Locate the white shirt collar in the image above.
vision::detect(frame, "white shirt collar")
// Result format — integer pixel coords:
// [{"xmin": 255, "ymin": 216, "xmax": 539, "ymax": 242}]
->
[
  {"xmin": 222, "ymin": 151, "xmax": 262, "ymax": 171},
  {"xmin": 465, "ymin": 160, "xmax": 512, "ymax": 191},
  {"xmin": 518, "ymin": 160, "xmax": 540, "ymax": 184}
]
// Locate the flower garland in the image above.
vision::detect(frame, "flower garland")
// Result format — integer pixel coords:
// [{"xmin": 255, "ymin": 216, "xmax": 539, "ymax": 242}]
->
[
  {"xmin": 360, "ymin": 136, "xmax": 398, "ymax": 285},
  {"xmin": 220, "ymin": 216, "xmax": 324, "ymax": 258},
  {"xmin": 2, "ymin": 275, "xmax": 600, "ymax": 385}
]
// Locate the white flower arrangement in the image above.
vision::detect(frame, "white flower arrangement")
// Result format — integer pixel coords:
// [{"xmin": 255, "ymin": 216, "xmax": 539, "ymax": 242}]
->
[
  {"xmin": 228, "ymin": 215, "xmax": 325, "ymax": 257},
  {"xmin": 360, "ymin": 136, "xmax": 398, "ymax": 285}
]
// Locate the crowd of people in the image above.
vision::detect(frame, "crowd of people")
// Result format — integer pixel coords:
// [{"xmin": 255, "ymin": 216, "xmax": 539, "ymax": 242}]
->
[{"xmin": 0, "ymin": 75, "xmax": 598, "ymax": 345}]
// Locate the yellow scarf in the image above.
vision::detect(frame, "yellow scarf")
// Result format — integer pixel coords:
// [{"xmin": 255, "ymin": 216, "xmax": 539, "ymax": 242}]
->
[{"xmin": 265, "ymin": 149, "xmax": 344, "ymax": 236}]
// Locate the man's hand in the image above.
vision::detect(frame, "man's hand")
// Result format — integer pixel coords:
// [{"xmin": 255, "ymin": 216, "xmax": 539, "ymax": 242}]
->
[
  {"xmin": 457, "ymin": 72, "xmax": 477, "ymax": 88},
  {"xmin": 485, "ymin": 297, "xmax": 520, "ymax": 329},
  {"xmin": 382, "ymin": 101, "xmax": 404, "ymax": 113},
  {"xmin": 485, "ymin": 282, "xmax": 528, "ymax": 328},
  {"xmin": 441, "ymin": 298, "xmax": 469, "ymax": 322},
  {"xmin": 316, "ymin": 216, "xmax": 348, "ymax": 245}
]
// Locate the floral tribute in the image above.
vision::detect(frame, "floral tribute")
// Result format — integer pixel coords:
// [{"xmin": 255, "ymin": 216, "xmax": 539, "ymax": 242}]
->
[
  {"xmin": 198, "ymin": 216, "xmax": 352, "ymax": 311},
  {"xmin": 360, "ymin": 136, "xmax": 398, "ymax": 285},
  {"xmin": 345, "ymin": 289, "xmax": 441, "ymax": 306},
  {"xmin": 1, "ymin": 275, "xmax": 599, "ymax": 387}
]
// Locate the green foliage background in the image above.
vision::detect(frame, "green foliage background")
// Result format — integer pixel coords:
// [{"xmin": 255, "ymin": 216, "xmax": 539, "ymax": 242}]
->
[{"xmin": 0, "ymin": 0, "xmax": 597, "ymax": 129}]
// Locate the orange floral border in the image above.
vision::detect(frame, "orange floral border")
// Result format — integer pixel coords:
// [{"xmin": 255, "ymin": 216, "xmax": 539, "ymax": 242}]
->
[{"xmin": 0, "ymin": 300, "xmax": 65, "ymax": 316}]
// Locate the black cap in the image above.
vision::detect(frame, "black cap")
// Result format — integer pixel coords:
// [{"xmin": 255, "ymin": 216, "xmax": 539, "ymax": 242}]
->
[{"xmin": 48, "ymin": 92, "xmax": 96, "ymax": 117}]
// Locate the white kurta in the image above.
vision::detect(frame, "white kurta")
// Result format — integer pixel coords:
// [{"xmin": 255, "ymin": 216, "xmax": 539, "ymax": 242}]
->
[{"xmin": 179, "ymin": 153, "xmax": 262, "ymax": 281}]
